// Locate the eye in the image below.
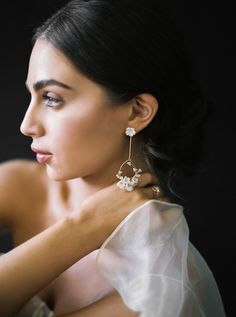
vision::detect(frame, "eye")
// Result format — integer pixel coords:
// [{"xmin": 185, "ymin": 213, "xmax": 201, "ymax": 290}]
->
[{"xmin": 42, "ymin": 92, "xmax": 63, "ymax": 108}]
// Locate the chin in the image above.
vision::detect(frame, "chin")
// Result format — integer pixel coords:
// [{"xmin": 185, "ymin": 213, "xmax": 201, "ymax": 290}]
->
[
  {"xmin": 45, "ymin": 165, "xmax": 69, "ymax": 181},
  {"xmin": 45, "ymin": 164, "xmax": 83, "ymax": 181}
]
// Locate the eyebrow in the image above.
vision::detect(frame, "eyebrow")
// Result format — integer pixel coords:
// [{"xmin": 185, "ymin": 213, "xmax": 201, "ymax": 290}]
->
[{"xmin": 25, "ymin": 79, "xmax": 74, "ymax": 92}]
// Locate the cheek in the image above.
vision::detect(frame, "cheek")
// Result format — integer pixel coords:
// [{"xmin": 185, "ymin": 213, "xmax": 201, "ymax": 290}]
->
[
  {"xmin": 51, "ymin": 106, "xmax": 123, "ymax": 165},
  {"xmin": 52, "ymin": 115, "xmax": 93, "ymax": 153}
]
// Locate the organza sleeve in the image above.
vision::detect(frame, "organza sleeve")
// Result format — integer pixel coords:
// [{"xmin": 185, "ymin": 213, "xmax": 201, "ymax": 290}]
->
[{"xmin": 96, "ymin": 200, "xmax": 226, "ymax": 317}]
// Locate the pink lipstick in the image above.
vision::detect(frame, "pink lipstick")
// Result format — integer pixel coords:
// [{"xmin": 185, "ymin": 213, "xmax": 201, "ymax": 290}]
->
[{"xmin": 31, "ymin": 146, "xmax": 52, "ymax": 164}]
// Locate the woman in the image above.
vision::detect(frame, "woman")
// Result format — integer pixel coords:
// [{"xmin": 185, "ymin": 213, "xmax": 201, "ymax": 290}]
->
[{"xmin": 0, "ymin": 0, "xmax": 226, "ymax": 316}]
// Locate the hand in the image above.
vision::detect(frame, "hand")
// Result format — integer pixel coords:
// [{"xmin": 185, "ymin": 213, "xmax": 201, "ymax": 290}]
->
[{"xmin": 76, "ymin": 173, "xmax": 163, "ymax": 250}]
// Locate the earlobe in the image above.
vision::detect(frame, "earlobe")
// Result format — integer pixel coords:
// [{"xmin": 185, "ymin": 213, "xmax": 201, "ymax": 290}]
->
[{"xmin": 127, "ymin": 93, "xmax": 159, "ymax": 131}]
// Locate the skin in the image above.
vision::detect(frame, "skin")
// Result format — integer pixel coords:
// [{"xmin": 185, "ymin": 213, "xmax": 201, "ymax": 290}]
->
[
  {"xmin": 0, "ymin": 174, "xmax": 158, "ymax": 317},
  {"xmin": 0, "ymin": 38, "xmax": 166, "ymax": 316}
]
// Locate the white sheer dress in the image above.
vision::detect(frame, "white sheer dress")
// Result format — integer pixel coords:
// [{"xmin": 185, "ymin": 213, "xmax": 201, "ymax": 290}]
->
[
  {"xmin": 96, "ymin": 199, "xmax": 226, "ymax": 317},
  {"xmin": 8, "ymin": 199, "xmax": 226, "ymax": 316}
]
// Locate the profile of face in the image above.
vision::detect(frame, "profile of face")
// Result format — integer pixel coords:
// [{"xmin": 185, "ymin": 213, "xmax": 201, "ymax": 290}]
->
[{"xmin": 20, "ymin": 39, "xmax": 132, "ymax": 182}]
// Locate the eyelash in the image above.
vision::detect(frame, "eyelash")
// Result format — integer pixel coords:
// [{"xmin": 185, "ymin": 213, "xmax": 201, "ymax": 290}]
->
[{"xmin": 42, "ymin": 92, "xmax": 63, "ymax": 108}]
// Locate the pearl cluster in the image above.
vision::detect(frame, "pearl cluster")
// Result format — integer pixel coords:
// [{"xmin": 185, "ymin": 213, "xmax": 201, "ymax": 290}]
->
[{"xmin": 116, "ymin": 160, "xmax": 142, "ymax": 192}]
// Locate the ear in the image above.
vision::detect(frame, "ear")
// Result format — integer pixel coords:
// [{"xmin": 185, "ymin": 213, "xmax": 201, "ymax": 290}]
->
[{"xmin": 127, "ymin": 93, "xmax": 159, "ymax": 132}]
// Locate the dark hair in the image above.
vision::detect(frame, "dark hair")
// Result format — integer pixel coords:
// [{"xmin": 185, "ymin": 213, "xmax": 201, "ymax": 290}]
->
[{"xmin": 33, "ymin": 0, "xmax": 209, "ymax": 199}]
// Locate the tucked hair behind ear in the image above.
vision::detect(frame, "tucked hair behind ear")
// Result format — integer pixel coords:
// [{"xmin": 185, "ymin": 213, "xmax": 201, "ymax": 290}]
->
[{"xmin": 33, "ymin": 0, "xmax": 209, "ymax": 200}]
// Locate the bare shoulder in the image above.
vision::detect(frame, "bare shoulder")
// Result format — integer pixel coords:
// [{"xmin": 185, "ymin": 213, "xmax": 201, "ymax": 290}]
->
[{"xmin": 0, "ymin": 159, "xmax": 47, "ymax": 228}]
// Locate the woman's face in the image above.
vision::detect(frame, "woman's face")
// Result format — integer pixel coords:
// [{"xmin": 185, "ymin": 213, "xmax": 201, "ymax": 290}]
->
[{"xmin": 21, "ymin": 39, "xmax": 130, "ymax": 181}]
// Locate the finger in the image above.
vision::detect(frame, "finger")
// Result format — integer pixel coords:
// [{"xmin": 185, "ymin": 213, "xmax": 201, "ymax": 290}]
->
[{"xmin": 140, "ymin": 184, "xmax": 164, "ymax": 200}]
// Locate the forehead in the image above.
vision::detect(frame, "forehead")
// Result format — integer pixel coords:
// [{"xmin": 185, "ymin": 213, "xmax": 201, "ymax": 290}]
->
[
  {"xmin": 27, "ymin": 39, "xmax": 100, "ymax": 94},
  {"xmin": 28, "ymin": 39, "xmax": 78, "ymax": 82}
]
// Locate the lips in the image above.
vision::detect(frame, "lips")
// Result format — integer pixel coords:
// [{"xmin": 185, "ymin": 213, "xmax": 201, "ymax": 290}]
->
[{"xmin": 31, "ymin": 146, "xmax": 52, "ymax": 164}]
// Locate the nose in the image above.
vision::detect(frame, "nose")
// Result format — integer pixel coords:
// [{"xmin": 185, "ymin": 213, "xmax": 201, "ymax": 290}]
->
[{"xmin": 20, "ymin": 99, "xmax": 44, "ymax": 137}]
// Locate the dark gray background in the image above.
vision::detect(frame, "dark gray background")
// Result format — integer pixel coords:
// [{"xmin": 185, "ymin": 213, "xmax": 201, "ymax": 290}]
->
[{"xmin": 0, "ymin": 1, "xmax": 235, "ymax": 315}]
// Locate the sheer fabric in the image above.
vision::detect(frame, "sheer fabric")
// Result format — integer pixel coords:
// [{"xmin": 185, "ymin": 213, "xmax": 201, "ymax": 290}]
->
[
  {"xmin": 15, "ymin": 296, "xmax": 54, "ymax": 317},
  {"xmin": 96, "ymin": 199, "xmax": 226, "ymax": 317},
  {"xmin": 1, "ymin": 199, "xmax": 226, "ymax": 316}
]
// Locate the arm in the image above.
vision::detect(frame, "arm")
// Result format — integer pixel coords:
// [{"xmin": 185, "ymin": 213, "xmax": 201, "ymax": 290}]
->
[
  {"xmin": 58, "ymin": 291, "xmax": 139, "ymax": 317},
  {"xmin": 0, "ymin": 214, "xmax": 92, "ymax": 316},
  {"xmin": 0, "ymin": 173, "xmax": 155, "ymax": 317}
]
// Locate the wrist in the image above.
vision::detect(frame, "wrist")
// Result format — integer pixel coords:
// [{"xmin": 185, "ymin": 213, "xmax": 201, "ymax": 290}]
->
[{"xmin": 68, "ymin": 206, "xmax": 100, "ymax": 253}]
